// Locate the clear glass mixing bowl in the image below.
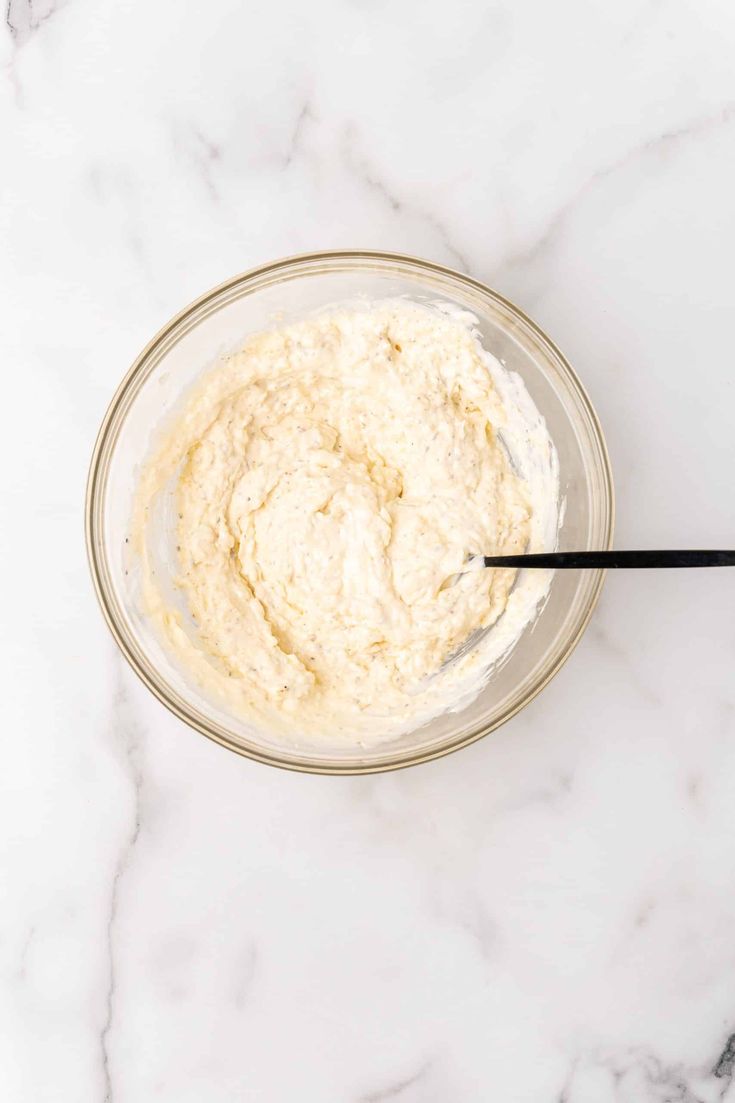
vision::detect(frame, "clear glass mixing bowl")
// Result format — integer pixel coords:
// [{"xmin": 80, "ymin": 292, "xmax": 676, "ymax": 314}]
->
[{"xmin": 86, "ymin": 251, "xmax": 614, "ymax": 773}]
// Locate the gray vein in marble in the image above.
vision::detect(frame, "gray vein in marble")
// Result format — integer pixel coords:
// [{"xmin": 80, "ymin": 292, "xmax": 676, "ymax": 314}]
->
[
  {"xmin": 14, "ymin": 924, "xmax": 36, "ymax": 982},
  {"xmin": 232, "ymin": 943, "xmax": 258, "ymax": 1010},
  {"xmin": 358, "ymin": 1059, "xmax": 432, "ymax": 1103},
  {"xmin": 87, "ymin": 165, "xmax": 157, "ymax": 285},
  {"xmin": 633, "ymin": 897, "xmax": 658, "ymax": 931},
  {"xmin": 5, "ymin": 0, "xmax": 60, "ymax": 47},
  {"xmin": 609, "ymin": 895, "xmax": 661, "ymax": 964},
  {"xmin": 171, "ymin": 122, "xmax": 223, "ymax": 204},
  {"xmin": 497, "ymin": 102, "xmax": 735, "ymax": 280},
  {"xmin": 498, "ymin": 770, "xmax": 574, "ymax": 816},
  {"xmin": 563, "ymin": 1041, "xmax": 735, "ymax": 1102},
  {"xmin": 584, "ymin": 1050, "xmax": 696, "ymax": 1102},
  {"xmin": 282, "ymin": 97, "xmax": 315, "ymax": 170},
  {"xmin": 686, "ymin": 772, "xmax": 705, "ymax": 814},
  {"xmin": 99, "ymin": 655, "xmax": 145, "ymax": 1103},
  {"xmin": 461, "ymin": 896, "xmax": 497, "ymax": 961},
  {"xmin": 4, "ymin": 0, "xmax": 60, "ymax": 104},
  {"xmin": 714, "ymin": 1034, "xmax": 735, "ymax": 1080},
  {"xmin": 556, "ymin": 1057, "xmax": 578, "ymax": 1103},
  {"xmin": 189, "ymin": 125, "xmax": 222, "ymax": 203},
  {"xmin": 587, "ymin": 621, "xmax": 662, "ymax": 707},
  {"xmin": 341, "ymin": 127, "xmax": 472, "ymax": 274}
]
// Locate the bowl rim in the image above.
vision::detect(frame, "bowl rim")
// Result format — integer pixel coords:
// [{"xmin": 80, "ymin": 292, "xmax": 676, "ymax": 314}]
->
[{"xmin": 86, "ymin": 249, "xmax": 615, "ymax": 774}]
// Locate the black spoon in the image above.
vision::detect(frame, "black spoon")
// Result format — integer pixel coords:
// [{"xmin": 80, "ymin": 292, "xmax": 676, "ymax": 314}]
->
[
  {"xmin": 478, "ymin": 549, "xmax": 735, "ymax": 569},
  {"xmin": 440, "ymin": 549, "xmax": 735, "ymax": 669}
]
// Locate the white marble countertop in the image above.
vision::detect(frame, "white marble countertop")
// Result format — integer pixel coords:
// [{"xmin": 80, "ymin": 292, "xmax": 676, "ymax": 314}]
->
[{"xmin": 3, "ymin": 2, "xmax": 735, "ymax": 1099}]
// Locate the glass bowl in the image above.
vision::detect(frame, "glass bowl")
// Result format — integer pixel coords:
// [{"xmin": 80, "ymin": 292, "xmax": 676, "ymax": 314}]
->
[{"xmin": 86, "ymin": 251, "xmax": 614, "ymax": 774}]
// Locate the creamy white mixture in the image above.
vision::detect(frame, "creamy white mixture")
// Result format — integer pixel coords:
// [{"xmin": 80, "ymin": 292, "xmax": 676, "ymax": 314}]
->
[{"xmin": 134, "ymin": 300, "xmax": 558, "ymax": 743}]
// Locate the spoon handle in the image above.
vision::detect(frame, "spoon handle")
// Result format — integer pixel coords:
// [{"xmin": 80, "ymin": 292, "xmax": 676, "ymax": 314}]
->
[{"xmin": 482, "ymin": 550, "xmax": 735, "ymax": 569}]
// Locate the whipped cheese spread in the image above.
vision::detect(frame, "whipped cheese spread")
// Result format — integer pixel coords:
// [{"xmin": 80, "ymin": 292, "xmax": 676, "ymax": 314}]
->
[{"xmin": 134, "ymin": 300, "xmax": 558, "ymax": 744}]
